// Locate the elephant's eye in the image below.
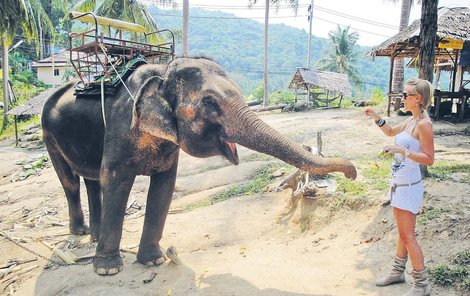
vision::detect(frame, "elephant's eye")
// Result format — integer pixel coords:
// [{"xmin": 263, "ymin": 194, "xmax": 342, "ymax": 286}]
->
[{"xmin": 202, "ymin": 96, "xmax": 222, "ymax": 117}]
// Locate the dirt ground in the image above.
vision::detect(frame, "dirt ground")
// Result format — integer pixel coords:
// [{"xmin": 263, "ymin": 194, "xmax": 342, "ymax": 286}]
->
[{"xmin": 0, "ymin": 107, "xmax": 469, "ymax": 296}]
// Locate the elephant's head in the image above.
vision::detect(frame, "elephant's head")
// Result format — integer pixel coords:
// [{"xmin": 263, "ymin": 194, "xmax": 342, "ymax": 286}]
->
[{"xmin": 132, "ymin": 57, "xmax": 357, "ymax": 179}]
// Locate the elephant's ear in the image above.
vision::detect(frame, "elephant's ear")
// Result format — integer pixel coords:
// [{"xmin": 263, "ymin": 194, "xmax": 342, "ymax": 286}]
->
[{"xmin": 131, "ymin": 76, "xmax": 178, "ymax": 144}]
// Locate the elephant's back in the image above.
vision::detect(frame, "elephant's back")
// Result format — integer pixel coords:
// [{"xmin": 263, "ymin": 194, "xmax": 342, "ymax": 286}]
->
[{"xmin": 42, "ymin": 82, "xmax": 105, "ymax": 177}]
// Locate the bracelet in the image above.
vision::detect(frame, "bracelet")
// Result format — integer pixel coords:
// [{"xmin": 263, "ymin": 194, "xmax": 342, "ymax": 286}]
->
[{"xmin": 375, "ymin": 118, "xmax": 386, "ymax": 127}]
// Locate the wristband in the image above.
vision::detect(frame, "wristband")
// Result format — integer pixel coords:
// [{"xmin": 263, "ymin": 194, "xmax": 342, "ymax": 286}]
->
[{"xmin": 375, "ymin": 118, "xmax": 386, "ymax": 127}]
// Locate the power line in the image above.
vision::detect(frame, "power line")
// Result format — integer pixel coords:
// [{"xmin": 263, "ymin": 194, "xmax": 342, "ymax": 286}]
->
[
  {"xmin": 151, "ymin": 12, "xmax": 394, "ymax": 38},
  {"xmin": 142, "ymin": 1, "xmax": 399, "ymax": 29},
  {"xmin": 314, "ymin": 6, "xmax": 398, "ymax": 29}
]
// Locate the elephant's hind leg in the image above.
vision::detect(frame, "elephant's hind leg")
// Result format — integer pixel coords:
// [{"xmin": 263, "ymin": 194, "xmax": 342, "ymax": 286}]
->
[
  {"xmin": 48, "ymin": 149, "xmax": 89, "ymax": 235},
  {"xmin": 84, "ymin": 179, "xmax": 102, "ymax": 241}
]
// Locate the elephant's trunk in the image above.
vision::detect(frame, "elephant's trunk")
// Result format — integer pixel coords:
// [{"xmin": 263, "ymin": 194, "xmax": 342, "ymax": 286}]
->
[{"xmin": 224, "ymin": 104, "xmax": 357, "ymax": 179}]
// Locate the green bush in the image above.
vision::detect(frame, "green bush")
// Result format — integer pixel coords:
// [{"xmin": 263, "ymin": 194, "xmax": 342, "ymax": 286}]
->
[
  {"xmin": 270, "ymin": 91, "xmax": 295, "ymax": 105},
  {"xmin": 370, "ymin": 87, "xmax": 386, "ymax": 106},
  {"xmin": 430, "ymin": 250, "xmax": 470, "ymax": 293}
]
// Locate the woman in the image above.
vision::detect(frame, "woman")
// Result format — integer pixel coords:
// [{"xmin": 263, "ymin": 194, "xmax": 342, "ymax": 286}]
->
[{"xmin": 364, "ymin": 77, "xmax": 434, "ymax": 296}]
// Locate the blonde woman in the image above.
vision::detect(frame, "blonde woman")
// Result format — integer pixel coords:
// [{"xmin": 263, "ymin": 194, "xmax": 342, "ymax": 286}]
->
[{"xmin": 364, "ymin": 78, "xmax": 434, "ymax": 296}]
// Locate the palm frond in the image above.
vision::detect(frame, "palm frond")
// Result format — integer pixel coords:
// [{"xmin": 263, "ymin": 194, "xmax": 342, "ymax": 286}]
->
[{"xmin": 72, "ymin": 0, "xmax": 97, "ymax": 12}]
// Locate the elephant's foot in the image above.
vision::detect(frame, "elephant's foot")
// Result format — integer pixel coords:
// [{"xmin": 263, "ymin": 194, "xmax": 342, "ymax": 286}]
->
[
  {"xmin": 69, "ymin": 223, "xmax": 90, "ymax": 236},
  {"xmin": 93, "ymin": 253, "xmax": 123, "ymax": 275},
  {"xmin": 137, "ymin": 245, "xmax": 166, "ymax": 266}
]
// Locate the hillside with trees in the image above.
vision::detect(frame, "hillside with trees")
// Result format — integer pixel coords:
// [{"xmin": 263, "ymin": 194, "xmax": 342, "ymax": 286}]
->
[{"xmin": 148, "ymin": 6, "xmax": 415, "ymax": 96}]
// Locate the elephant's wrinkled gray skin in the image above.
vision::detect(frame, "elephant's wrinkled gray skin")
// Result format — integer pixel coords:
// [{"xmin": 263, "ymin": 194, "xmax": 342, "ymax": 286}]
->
[{"xmin": 41, "ymin": 57, "xmax": 356, "ymax": 275}]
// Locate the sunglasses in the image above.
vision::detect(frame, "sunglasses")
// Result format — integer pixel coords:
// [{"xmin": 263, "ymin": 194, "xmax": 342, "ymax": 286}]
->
[{"xmin": 402, "ymin": 92, "xmax": 418, "ymax": 99}]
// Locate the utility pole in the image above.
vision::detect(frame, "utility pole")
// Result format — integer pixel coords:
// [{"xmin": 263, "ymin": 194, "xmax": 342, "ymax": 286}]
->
[
  {"xmin": 183, "ymin": 0, "xmax": 189, "ymax": 56},
  {"xmin": 306, "ymin": 0, "xmax": 314, "ymax": 105},
  {"xmin": 307, "ymin": 0, "xmax": 314, "ymax": 69}
]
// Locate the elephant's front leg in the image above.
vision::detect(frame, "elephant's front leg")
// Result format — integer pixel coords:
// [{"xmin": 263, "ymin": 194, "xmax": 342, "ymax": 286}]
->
[
  {"xmin": 93, "ymin": 168, "xmax": 136, "ymax": 275},
  {"xmin": 137, "ymin": 160, "xmax": 178, "ymax": 266}
]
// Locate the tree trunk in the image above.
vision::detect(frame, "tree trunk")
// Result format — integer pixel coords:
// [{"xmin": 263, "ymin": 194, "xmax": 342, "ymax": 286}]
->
[
  {"xmin": 182, "ymin": 0, "xmax": 189, "ymax": 57},
  {"xmin": 418, "ymin": 0, "xmax": 438, "ymax": 177},
  {"xmin": 2, "ymin": 34, "xmax": 10, "ymax": 130},
  {"xmin": 418, "ymin": 0, "xmax": 437, "ymax": 83},
  {"xmin": 263, "ymin": 0, "xmax": 270, "ymax": 107},
  {"xmin": 392, "ymin": 0, "xmax": 412, "ymax": 111}
]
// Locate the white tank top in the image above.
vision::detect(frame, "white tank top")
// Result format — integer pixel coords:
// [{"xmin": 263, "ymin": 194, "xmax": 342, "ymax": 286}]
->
[
  {"xmin": 391, "ymin": 131, "xmax": 422, "ymax": 183},
  {"xmin": 391, "ymin": 115, "xmax": 425, "ymax": 184}
]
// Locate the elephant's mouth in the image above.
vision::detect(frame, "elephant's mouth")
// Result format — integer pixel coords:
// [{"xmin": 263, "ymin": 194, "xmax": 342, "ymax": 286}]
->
[{"xmin": 220, "ymin": 140, "xmax": 239, "ymax": 165}]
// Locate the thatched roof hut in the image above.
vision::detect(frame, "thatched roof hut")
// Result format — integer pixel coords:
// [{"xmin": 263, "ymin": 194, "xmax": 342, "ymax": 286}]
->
[
  {"xmin": 288, "ymin": 68, "xmax": 352, "ymax": 97},
  {"xmin": 368, "ymin": 6, "xmax": 470, "ymax": 59},
  {"xmin": 7, "ymin": 87, "xmax": 57, "ymax": 116}
]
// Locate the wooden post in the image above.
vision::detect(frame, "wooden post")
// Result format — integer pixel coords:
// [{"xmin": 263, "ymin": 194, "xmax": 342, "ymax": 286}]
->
[
  {"xmin": 14, "ymin": 115, "xmax": 18, "ymax": 147},
  {"xmin": 387, "ymin": 53, "xmax": 396, "ymax": 117},
  {"xmin": 451, "ymin": 50, "xmax": 459, "ymax": 92}
]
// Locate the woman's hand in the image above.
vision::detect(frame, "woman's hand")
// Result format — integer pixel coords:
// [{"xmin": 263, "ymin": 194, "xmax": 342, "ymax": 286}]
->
[
  {"xmin": 364, "ymin": 107, "xmax": 380, "ymax": 121},
  {"xmin": 383, "ymin": 145, "xmax": 406, "ymax": 157}
]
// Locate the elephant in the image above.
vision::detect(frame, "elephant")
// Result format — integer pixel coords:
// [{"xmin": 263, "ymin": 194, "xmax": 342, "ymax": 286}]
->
[{"xmin": 41, "ymin": 57, "xmax": 356, "ymax": 275}]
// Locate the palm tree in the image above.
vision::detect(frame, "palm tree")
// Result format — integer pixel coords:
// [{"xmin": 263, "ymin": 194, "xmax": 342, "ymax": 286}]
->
[
  {"xmin": 249, "ymin": 0, "xmax": 298, "ymax": 107},
  {"xmin": 316, "ymin": 25, "xmax": 361, "ymax": 86},
  {"xmin": 389, "ymin": 0, "xmax": 421, "ymax": 111},
  {"xmin": 392, "ymin": 0, "xmax": 414, "ymax": 93},
  {"xmin": 0, "ymin": 0, "xmax": 54, "ymax": 129},
  {"xmin": 418, "ymin": 0, "xmax": 437, "ymax": 83},
  {"xmin": 72, "ymin": 0, "xmax": 174, "ymax": 45}
]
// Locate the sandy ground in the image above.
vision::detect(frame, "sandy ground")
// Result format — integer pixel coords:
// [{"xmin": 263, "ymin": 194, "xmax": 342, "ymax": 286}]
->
[{"xmin": 0, "ymin": 107, "xmax": 469, "ymax": 296}]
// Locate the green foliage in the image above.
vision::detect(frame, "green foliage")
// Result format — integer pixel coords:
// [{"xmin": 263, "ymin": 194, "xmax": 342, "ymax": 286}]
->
[
  {"xmin": 149, "ymin": 6, "xmax": 398, "ymax": 97},
  {"xmin": 17, "ymin": 154, "xmax": 50, "ymax": 179},
  {"xmin": 270, "ymin": 91, "xmax": 295, "ymax": 105},
  {"xmin": 430, "ymin": 250, "xmax": 470, "ymax": 293},
  {"xmin": 332, "ymin": 174, "xmax": 368, "ymax": 209},
  {"xmin": 242, "ymin": 153, "xmax": 274, "ymax": 162},
  {"xmin": 370, "ymin": 88, "xmax": 386, "ymax": 106},
  {"xmin": 417, "ymin": 207, "xmax": 450, "ymax": 225},
  {"xmin": 0, "ymin": 115, "xmax": 41, "ymax": 140},
  {"xmin": 453, "ymin": 251, "xmax": 470, "ymax": 266},
  {"xmin": 316, "ymin": 25, "xmax": 362, "ymax": 88},
  {"xmin": 1, "ymin": 75, "xmax": 46, "ymax": 135},
  {"xmin": 428, "ymin": 161, "xmax": 470, "ymax": 180},
  {"xmin": 362, "ymin": 159, "xmax": 393, "ymax": 192},
  {"xmin": 211, "ymin": 164, "xmax": 279, "ymax": 202},
  {"xmin": 252, "ymin": 84, "xmax": 264, "ymax": 102}
]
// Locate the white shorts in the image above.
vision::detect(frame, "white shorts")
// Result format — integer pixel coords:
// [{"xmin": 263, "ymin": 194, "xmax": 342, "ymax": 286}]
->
[{"xmin": 387, "ymin": 181, "xmax": 424, "ymax": 214}]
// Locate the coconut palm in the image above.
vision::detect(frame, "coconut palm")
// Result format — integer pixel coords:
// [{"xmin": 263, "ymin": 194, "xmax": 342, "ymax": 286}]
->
[
  {"xmin": 316, "ymin": 25, "xmax": 361, "ymax": 87},
  {"xmin": 0, "ymin": 0, "xmax": 55, "ymax": 129},
  {"xmin": 390, "ymin": 0, "xmax": 417, "ymax": 95},
  {"xmin": 249, "ymin": 0, "xmax": 299, "ymax": 107}
]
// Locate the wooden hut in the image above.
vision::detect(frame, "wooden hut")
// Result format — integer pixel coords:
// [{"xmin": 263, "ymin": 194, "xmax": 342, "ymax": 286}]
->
[
  {"xmin": 368, "ymin": 7, "xmax": 470, "ymax": 121},
  {"xmin": 288, "ymin": 68, "xmax": 352, "ymax": 108},
  {"xmin": 7, "ymin": 87, "xmax": 58, "ymax": 145}
]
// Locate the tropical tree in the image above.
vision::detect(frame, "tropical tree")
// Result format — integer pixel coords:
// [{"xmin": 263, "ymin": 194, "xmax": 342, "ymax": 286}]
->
[
  {"xmin": 391, "ymin": 0, "xmax": 416, "ymax": 93},
  {"xmin": 418, "ymin": 0, "xmax": 437, "ymax": 83},
  {"xmin": 0, "ymin": 0, "xmax": 55, "ymax": 130},
  {"xmin": 316, "ymin": 25, "xmax": 361, "ymax": 87},
  {"xmin": 249, "ymin": 0, "xmax": 299, "ymax": 107}
]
